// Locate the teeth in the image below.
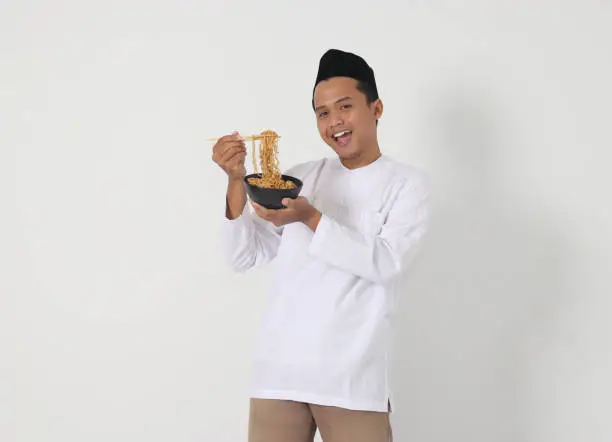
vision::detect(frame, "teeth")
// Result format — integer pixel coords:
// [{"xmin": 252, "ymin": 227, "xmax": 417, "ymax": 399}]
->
[{"xmin": 333, "ymin": 131, "xmax": 350, "ymax": 140}]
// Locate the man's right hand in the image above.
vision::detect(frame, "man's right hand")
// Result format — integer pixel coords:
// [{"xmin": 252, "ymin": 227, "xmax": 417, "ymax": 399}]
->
[{"xmin": 212, "ymin": 131, "xmax": 247, "ymax": 180}]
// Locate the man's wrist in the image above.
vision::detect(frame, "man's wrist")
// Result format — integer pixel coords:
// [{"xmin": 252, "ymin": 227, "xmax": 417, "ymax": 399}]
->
[
  {"xmin": 303, "ymin": 208, "xmax": 322, "ymax": 232},
  {"xmin": 228, "ymin": 175, "xmax": 244, "ymax": 185},
  {"xmin": 225, "ymin": 175, "xmax": 247, "ymax": 220}
]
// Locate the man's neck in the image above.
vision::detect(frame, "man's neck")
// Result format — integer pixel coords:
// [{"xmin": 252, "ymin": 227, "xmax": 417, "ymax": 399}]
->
[{"xmin": 340, "ymin": 146, "xmax": 382, "ymax": 170}]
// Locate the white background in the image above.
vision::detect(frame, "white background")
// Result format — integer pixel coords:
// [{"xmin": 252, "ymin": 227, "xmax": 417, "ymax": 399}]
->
[{"xmin": 1, "ymin": 1, "xmax": 611, "ymax": 441}]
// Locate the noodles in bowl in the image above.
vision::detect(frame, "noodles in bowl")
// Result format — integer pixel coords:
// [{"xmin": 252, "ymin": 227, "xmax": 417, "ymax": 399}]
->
[
  {"xmin": 247, "ymin": 130, "xmax": 296, "ymax": 189},
  {"xmin": 244, "ymin": 130, "xmax": 302, "ymax": 209}
]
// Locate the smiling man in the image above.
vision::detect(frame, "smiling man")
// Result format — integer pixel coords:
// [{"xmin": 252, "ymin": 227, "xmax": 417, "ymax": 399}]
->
[{"xmin": 212, "ymin": 49, "xmax": 429, "ymax": 442}]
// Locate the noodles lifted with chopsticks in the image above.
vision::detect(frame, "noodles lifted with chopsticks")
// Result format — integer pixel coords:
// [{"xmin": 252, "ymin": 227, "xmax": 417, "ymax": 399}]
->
[{"xmin": 247, "ymin": 130, "xmax": 296, "ymax": 190}]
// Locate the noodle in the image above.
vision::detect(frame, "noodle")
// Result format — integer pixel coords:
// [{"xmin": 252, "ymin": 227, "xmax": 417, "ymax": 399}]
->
[{"xmin": 247, "ymin": 130, "xmax": 296, "ymax": 190}]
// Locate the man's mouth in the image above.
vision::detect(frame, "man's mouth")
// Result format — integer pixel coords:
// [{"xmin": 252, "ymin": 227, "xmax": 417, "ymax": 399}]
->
[{"xmin": 332, "ymin": 130, "xmax": 352, "ymax": 146}]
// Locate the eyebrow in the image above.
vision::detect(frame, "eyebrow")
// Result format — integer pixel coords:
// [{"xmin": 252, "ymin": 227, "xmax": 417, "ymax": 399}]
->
[{"xmin": 314, "ymin": 96, "xmax": 352, "ymax": 113}]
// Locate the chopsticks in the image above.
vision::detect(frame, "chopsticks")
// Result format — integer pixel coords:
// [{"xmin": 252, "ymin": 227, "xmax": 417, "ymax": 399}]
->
[{"xmin": 206, "ymin": 134, "xmax": 280, "ymax": 142}]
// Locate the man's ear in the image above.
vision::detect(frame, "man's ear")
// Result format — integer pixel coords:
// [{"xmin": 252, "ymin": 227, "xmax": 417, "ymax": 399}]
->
[{"xmin": 372, "ymin": 99, "xmax": 383, "ymax": 121}]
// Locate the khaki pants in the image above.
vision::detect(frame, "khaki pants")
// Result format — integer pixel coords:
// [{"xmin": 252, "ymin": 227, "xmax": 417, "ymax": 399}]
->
[{"xmin": 248, "ymin": 399, "xmax": 393, "ymax": 442}]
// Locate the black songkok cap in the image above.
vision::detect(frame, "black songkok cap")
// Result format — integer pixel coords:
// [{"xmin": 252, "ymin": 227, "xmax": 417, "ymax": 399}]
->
[{"xmin": 313, "ymin": 49, "xmax": 378, "ymax": 101}]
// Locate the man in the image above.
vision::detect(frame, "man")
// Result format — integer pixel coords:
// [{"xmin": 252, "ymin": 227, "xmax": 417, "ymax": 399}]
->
[{"xmin": 212, "ymin": 49, "xmax": 429, "ymax": 442}]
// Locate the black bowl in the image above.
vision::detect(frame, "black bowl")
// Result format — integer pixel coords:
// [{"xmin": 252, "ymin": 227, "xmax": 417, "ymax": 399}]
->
[{"xmin": 244, "ymin": 173, "xmax": 303, "ymax": 209}]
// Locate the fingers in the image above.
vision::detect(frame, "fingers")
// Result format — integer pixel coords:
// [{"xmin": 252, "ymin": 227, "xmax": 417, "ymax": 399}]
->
[
  {"xmin": 212, "ymin": 131, "xmax": 244, "ymax": 156},
  {"xmin": 219, "ymin": 145, "xmax": 246, "ymax": 164},
  {"xmin": 213, "ymin": 140, "xmax": 245, "ymax": 159},
  {"xmin": 251, "ymin": 202, "xmax": 278, "ymax": 225},
  {"xmin": 251, "ymin": 201, "xmax": 269, "ymax": 219},
  {"xmin": 281, "ymin": 197, "xmax": 295, "ymax": 208},
  {"xmin": 225, "ymin": 150, "xmax": 247, "ymax": 170},
  {"xmin": 210, "ymin": 132, "xmax": 248, "ymax": 180},
  {"xmin": 252, "ymin": 202, "xmax": 295, "ymax": 227}
]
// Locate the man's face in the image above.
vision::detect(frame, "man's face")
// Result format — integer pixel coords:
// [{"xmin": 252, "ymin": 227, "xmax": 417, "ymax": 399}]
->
[{"xmin": 313, "ymin": 77, "xmax": 382, "ymax": 164}]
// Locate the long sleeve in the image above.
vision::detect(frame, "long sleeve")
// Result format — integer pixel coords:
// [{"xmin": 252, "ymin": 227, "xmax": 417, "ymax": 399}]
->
[
  {"xmin": 223, "ymin": 206, "xmax": 283, "ymax": 272},
  {"xmin": 308, "ymin": 174, "xmax": 429, "ymax": 284}
]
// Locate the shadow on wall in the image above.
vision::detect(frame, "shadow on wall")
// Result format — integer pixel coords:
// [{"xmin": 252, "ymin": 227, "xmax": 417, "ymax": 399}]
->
[{"xmin": 390, "ymin": 81, "xmax": 569, "ymax": 442}]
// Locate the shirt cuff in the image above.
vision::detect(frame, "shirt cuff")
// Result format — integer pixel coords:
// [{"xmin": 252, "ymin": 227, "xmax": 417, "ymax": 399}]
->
[
  {"xmin": 223, "ymin": 209, "xmax": 253, "ymax": 240},
  {"xmin": 224, "ymin": 205, "xmax": 250, "ymax": 225}
]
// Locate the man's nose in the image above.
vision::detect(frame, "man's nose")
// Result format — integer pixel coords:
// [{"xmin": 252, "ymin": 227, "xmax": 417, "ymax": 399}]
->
[{"xmin": 330, "ymin": 111, "xmax": 344, "ymax": 127}]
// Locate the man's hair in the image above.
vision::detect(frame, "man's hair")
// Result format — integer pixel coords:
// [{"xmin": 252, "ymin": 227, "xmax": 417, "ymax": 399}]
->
[
  {"xmin": 356, "ymin": 79, "xmax": 378, "ymax": 104},
  {"xmin": 356, "ymin": 79, "xmax": 380, "ymax": 126}
]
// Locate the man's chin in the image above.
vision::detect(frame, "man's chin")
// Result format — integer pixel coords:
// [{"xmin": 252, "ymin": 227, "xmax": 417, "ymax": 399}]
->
[{"xmin": 336, "ymin": 150, "xmax": 359, "ymax": 160}]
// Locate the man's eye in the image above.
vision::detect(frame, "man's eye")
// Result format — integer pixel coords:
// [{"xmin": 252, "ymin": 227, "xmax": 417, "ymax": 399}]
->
[
  {"xmin": 318, "ymin": 111, "xmax": 328, "ymax": 118},
  {"xmin": 341, "ymin": 104, "xmax": 352, "ymax": 110}
]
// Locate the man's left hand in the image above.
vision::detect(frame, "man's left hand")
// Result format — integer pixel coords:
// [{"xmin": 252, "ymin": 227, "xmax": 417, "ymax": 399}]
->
[{"xmin": 251, "ymin": 196, "xmax": 321, "ymax": 231}]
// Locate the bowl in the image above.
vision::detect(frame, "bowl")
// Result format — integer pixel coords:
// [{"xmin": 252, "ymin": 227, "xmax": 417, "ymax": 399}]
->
[{"xmin": 243, "ymin": 173, "xmax": 303, "ymax": 209}]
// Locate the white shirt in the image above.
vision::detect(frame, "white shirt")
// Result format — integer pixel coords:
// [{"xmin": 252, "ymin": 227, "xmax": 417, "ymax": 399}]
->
[{"xmin": 223, "ymin": 154, "xmax": 429, "ymax": 412}]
